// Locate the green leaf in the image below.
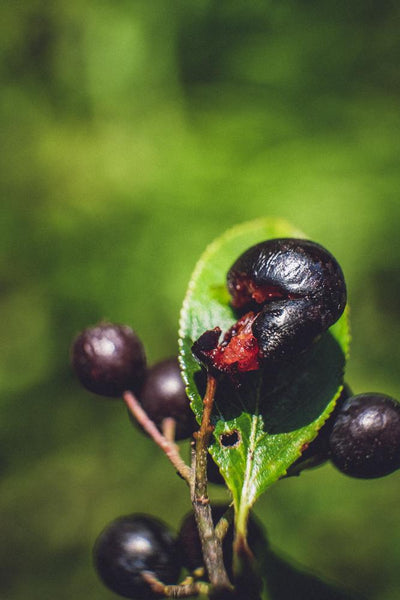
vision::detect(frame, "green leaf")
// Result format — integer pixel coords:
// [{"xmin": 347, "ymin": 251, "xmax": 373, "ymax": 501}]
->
[{"xmin": 179, "ymin": 218, "xmax": 350, "ymax": 532}]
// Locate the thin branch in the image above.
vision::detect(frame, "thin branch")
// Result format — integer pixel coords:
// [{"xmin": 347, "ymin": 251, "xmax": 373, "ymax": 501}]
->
[
  {"xmin": 191, "ymin": 373, "xmax": 232, "ymax": 591},
  {"xmin": 123, "ymin": 391, "xmax": 192, "ymax": 483},
  {"xmin": 194, "ymin": 372, "xmax": 217, "ymax": 500}
]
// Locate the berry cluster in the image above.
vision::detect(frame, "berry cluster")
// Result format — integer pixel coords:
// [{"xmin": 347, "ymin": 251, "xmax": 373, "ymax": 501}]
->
[
  {"xmin": 71, "ymin": 324, "xmax": 196, "ymax": 440},
  {"xmin": 71, "ymin": 236, "xmax": 400, "ymax": 599},
  {"xmin": 92, "ymin": 504, "xmax": 264, "ymax": 599}
]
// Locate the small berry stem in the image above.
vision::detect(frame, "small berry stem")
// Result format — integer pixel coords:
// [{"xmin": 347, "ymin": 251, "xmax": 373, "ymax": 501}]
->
[
  {"xmin": 123, "ymin": 391, "xmax": 192, "ymax": 482},
  {"xmin": 215, "ymin": 506, "xmax": 233, "ymax": 542},
  {"xmin": 162, "ymin": 417, "xmax": 177, "ymax": 443},
  {"xmin": 191, "ymin": 373, "xmax": 232, "ymax": 591}
]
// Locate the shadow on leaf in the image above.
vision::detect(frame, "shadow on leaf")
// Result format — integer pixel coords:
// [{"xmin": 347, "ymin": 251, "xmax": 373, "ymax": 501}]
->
[{"xmin": 211, "ymin": 330, "xmax": 345, "ymax": 434}]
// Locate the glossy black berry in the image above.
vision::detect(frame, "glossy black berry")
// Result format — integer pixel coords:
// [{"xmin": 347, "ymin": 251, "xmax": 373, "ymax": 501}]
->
[
  {"xmin": 329, "ymin": 393, "xmax": 400, "ymax": 479},
  {"xmin": 227, "ymin": 238, "xmax": 347, "ymax": 362},
  {"xmin": 93, "ymin": 514, "xmax": 181, "ymax": 599},
  {"xmin": 177, "ymin": 505, "xmax": 265, "ymax": 579},
  {"xmin": 71, "ymin": 322, "xmax": 146, "ymax": 397},
  {"xmin": 136, "ymin": 358, "xmax": 197, "ymax": 440}
]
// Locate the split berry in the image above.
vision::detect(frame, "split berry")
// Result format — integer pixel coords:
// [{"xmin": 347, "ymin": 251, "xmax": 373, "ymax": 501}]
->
[
  {"xmin": 193, "ymin": 238, "xmax": 346, "ymax": 375},
  {"xmin": 136, "ymin": 358, "xmax": 197, "ymax": 440},
  {"xmin": 71, "ymin": 322, "xmax": 146, "ymax": 397},
  {"xmin": 329, "ymin": 393, "xmax": 400, "ymax": 479},
  {"xmin": 227, "ymin": 238, "xmax": 346, "ymax": 311},
  {"xmin": 93, "ymin": 514, "xmax": 181, "ymax": 599}
]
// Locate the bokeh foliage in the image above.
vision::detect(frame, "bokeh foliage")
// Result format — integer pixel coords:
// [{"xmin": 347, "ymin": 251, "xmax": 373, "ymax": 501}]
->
[{"xmin": 1, "ymin": 1, "xmax": 400, "ymax": 599}]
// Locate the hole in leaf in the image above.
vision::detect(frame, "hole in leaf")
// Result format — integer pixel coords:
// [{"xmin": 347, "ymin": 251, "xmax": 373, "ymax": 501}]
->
[{"xmin": 220, "ymin": 430, "xmax": 241, "ymax": 448}]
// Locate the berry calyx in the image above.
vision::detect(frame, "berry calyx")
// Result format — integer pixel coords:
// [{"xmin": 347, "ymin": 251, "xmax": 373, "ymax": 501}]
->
[
  {"xmin": 136, "ymin": 358, "xmax": 197, "ymax": 441},
  {"xmin": 93, "ymin": 514, "xmax": 181, "ymax": 599},
  {"xmin": 329, "ymin": 393, "xmax": 400, "ymax": 479},
  {"xmin": 71, "ymin": 322, "xmax": 146, "ymax": 397}
]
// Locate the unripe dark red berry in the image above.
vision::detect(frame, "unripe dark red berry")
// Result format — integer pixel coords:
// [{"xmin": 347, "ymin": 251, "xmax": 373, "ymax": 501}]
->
[
  {"xmin": 71, "ymin": 322, "xmax": 146, "ymax": 397},
  {"xmin": 329, "ymin": 393, "xmax": 400, "ymax": 479}
]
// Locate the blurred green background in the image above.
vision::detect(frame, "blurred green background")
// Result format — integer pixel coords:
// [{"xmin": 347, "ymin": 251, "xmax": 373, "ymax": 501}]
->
[{"xmin": 1, "ymin": 1, "xmax": 400, "ymax": 598}]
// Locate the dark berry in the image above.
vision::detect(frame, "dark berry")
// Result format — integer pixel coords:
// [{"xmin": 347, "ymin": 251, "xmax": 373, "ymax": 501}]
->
[
  {"xmin": 231, "ymin": 238, "xmax": 346, "ymax": 362},
  {"xmin": 177, "ymin": 505, "xmax": 265, "ymax": 579},
  {"xmin": 93, "ymin": 514, "xmax": 181, "ymax": 599},
  {"xmin": 136, "ymin": 358, "xmax": 198, "ymax": 441},
  {"xmin": 194, "ymin": 239, "xmax": 346, "ymax": 375},
  {"xmin": 227, "ymin": 238, "xmax": 346, "ymax": 315},
  {"xmin": 71, "ymin": 322, "xmax": 146, "ymax": 397},
  {"xmin": 329, "ymin": 393, "xmax": 400, "ymax": 479}
]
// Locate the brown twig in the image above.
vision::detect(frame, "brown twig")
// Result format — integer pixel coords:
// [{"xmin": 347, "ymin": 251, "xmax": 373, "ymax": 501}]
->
[
  {"xmin": 194, "ymin": 373, "xmax": 217, "ymax": 500},
  {"xmin": 123, "ymin": 391, "xmax": 192, "ymax": 483},
  {"xmin": 191, "ymin": 373, "xmax": 232, "ymax": 590}
]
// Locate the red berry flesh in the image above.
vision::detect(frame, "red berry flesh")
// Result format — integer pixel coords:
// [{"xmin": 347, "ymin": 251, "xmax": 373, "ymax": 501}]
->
[{"xmin": 71, "ymin": 323, "xmax": 146, "ymax": 397}]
